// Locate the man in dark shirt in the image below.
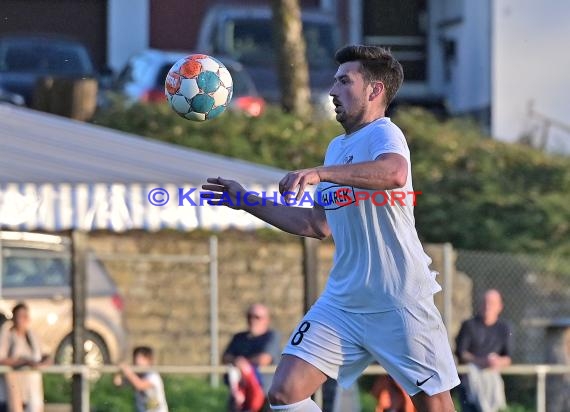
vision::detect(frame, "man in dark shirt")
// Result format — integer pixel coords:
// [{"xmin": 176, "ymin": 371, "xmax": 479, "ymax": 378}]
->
[
  {"xmin": 223, "ymin": 304, "xmax": 281, "ymax": 411},
  {"xmin": 455, "ymin": 289, "xmax": 512, "ymax": 412}
]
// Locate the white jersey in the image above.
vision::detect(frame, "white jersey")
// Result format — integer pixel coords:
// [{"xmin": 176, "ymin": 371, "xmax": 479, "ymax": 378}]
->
[
  {"xmin": 135, "ymin": 372, "xmax": 168, "ymax": 412},
  {"xmin": 316, "ymin": 117, "xmax": 441, "ymax": 312}
]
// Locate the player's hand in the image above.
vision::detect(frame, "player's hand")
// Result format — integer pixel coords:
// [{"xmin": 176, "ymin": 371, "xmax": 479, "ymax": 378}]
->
[
  {"xmin": 279, "ymin": 167, "xmax": 323, "ymax": 201},
  {"xmin": 201, "ymin": 177, "xmax": 246, "ymax": 210}
]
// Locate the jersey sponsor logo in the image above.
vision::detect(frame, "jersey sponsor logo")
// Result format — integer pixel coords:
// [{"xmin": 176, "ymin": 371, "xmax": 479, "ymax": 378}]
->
[
  {"xmin": 317, "ymin": 184, "xmax": 355, "ymax": 210},
  {"xmin": 416, "ymin": 373, "xmax": 436, "ymax": 387}
]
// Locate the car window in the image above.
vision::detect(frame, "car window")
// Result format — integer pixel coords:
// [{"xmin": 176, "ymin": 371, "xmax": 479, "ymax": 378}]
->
[
  {"xmin": 0, "ymin": 42, "xmax": 92, "ymax": 75},
  {"xmin": 226, "ymin": 19, "xmax": 336, "ymax": 69},
  {"xmin": 2, "ymin": 248, "xmax": 70, "ymax": 288}
]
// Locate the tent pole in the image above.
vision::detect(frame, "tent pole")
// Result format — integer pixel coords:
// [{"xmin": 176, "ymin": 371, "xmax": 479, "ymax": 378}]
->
[
  {"xmin": 302, "ymin": 236, "xmax": 321, "ymax": 405},
  {"xmin": 209, "ymin": 235, "xmax": 219, "ymax": 387},
  {"xmin": 71, "ymin": 230, "xmax": 89, "ymax": 412}
]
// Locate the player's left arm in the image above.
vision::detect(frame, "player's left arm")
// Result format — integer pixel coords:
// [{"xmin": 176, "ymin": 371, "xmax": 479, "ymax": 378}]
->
[{"xmin": 279, "ymin": 153, "xmax": 407, "ymax": 199}]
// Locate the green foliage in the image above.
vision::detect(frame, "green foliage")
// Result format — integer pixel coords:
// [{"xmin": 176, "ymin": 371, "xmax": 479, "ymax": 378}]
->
[
  {"xmin": 43, "ymin": 373, "xmax": 383, "ymax": 411},
  {"xmin": 398, "ymin": 108, "xmax": 570, "ymax": 254},
  {"xmin": 92, "ymin": 102, "xmax": 570, "ymax": 255},
  {"xmin": 44, "ymin": 374, "xmax": 228, "ymax": 411},
  {"xmin": 93, "ymin": 101, "xmax": 341, "ymax": 171}
]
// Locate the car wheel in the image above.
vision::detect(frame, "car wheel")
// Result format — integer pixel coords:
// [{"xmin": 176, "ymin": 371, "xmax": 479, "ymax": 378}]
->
[{"xmin": 55, "ymin": 332, "xmax": 111, "ymax": 380}]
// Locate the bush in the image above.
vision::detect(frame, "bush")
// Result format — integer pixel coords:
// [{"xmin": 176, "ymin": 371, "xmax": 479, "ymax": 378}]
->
[
  {"xmin": 44, "ymin": 374, "xmax": 228, "ymax": 411},
  {"xmin": 93, "ymin": 101, "xmax": 342, "ymax": 171},
  {"xmin": 398, "ymin": 108, "xmax": 570, "ymax": 254},
  {"xmin": 92, "ymin": 102, "xmax": 570, "ymax": 255}
]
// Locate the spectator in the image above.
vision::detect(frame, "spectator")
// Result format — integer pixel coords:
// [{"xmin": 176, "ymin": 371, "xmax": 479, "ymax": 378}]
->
[
  {"xmin": 222, "ymin": 304, "xmax": 281, "ymax": 412},
  {"xmin": 455, "ymin": 289, "xmax": 512, "ymax": 412},
  {"xmin": 371, "ymin": 375, "xmax": 415, "ymax": 412},
  {"xmin": 0, "ymin": 302, "xmax": 50, "ymax": 412},
  {"xmin": 115, "ymin": 346, "xmax": 168, "ymax": 412}
]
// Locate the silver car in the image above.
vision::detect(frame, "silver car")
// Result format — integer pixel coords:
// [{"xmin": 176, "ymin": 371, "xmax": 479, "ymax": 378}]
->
[
  {"xmin": 0, "ymin": 231, "xmax": 127, "ymax": 369},
  {"xmin": 113, "ymin": 49, "xmax": 266, "ymax": 117}
]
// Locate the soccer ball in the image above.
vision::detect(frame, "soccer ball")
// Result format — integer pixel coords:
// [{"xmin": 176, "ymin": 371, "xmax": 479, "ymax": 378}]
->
[{"xmin": 164, "ymin": 54, "xmax": 233, "ymax": 121}]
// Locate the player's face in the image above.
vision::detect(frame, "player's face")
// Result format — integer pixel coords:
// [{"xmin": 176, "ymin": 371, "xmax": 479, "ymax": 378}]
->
[{"xmin": 329, "ymin": 61, "xmax": 370, "ymax": 132}]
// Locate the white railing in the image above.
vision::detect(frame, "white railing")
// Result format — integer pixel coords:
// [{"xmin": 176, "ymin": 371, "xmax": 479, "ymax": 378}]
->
[{"xmin": 1, "ymin": 364, "xmax": 569, "ymax": 412}]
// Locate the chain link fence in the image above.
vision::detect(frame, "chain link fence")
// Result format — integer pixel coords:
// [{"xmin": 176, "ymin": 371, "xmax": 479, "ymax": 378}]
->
[{"xmin": 455, "ymin": 249, "xmax": 570, "ymax": 363}]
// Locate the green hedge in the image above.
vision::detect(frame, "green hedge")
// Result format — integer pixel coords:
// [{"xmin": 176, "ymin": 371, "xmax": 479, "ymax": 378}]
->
[{"xmin": 92, "ymin": 102, "xmax": 570, "ymax": 255}]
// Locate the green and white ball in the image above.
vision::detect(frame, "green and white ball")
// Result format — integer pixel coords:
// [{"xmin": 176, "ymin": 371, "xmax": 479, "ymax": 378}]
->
[{"xmin": 165, "ymin": 54, "xmax": 233, "ymax": 121}]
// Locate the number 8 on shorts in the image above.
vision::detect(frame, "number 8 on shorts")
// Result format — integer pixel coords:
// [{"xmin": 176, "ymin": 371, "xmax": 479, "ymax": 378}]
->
[{"xmin": 291, "ymin": 321, "xmax": 311, "ymax": 346}]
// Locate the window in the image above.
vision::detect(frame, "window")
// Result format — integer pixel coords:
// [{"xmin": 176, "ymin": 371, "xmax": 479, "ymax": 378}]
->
[
  {"xmin": 363, "ymin": 0, "xmax": 428, "ymax": 81},
  {"xmin": 2, "ymin": 248, "xmax": 70, "ymax": 289},
  {"xmin": 1, "ymin": 43, "xmax": 90, "ymax": 75},
  {"xmin": 223, "ymin": 19, "xmax": 337, "ymax": 69}
]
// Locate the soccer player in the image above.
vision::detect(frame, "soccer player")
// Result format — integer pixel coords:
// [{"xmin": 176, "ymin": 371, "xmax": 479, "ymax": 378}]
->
[{"xmin": 202, "ymin": 45, "xmax": 459, "ymax": 412}]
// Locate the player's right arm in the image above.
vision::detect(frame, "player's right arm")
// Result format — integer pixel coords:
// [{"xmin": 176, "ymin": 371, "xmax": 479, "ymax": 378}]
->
[{"xmin": 201, "ymin": 177, "xmax": 330, "ymax": 239}]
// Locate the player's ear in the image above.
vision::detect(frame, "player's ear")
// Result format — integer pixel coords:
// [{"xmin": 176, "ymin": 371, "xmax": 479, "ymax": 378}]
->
[{"xmin": 369, "ymin": 81, "xmax": 384, "ymax": 102}]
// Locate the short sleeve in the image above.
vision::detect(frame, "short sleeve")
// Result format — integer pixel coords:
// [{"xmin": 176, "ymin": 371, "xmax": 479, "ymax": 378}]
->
[
  {"xmin": 223, "ymin": 335, "xmax": 239, "ymax": 357},
  {"xmin": 146, "ymin": 372, "xmax": 162, "ymax": 389},
  {"xmin": 369, "ymin": 123, "xmax": 409, "ymax": 161}
]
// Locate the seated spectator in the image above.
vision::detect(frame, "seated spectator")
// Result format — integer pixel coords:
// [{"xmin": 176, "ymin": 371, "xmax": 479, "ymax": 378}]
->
[
  {"xmin": 222, "ymin": 304, "xmax": 281, "ymax": 412},
  {"xmin": 115, "ymin": 346, "xmax": 168, "ymax": 412},
  {"xmin": 0, "ymin": 302, "xmax": 51, "ymax": 412},
  {"xmin": 455, "ymin": 289, "xmax": 512, "ymax": 412}
]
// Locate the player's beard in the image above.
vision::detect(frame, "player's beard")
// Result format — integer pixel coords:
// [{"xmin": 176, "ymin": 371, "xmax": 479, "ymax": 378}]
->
[{"xmin": 336, "ymin": 101, "xmax": 368, "ymax": 134}]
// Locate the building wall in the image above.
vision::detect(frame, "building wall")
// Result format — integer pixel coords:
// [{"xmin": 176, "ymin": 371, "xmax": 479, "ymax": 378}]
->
[
  {"xmin": 0, "ymin": 0, "xmax": 108, "ymax": 69},
  {"xmin": 492, "ymin": 0, "xmax": 570, "ymax": 153},
  {"xmin": 428, "ymin": 0, "xmax": 491, "ymax": 116},
  {"xmin": 107, "ymin": 0, "xmax": 149, "ymax": 72},
  {"xmin": 87, "ymin": 230, "xmax": 471, "ymax": 365}
]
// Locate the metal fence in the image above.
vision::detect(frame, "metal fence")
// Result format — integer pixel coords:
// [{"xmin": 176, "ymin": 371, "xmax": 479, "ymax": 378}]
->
[
  {"xmin": 455, "ymin": 249, "xmax": 570, "ymax": 364},
  {"xmin": 2, "ymin": 364, "xmax": 570, "ymax": 412}
]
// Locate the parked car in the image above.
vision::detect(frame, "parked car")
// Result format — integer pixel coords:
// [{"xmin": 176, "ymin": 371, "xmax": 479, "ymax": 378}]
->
[
  {"xmin": 113, "ymin": 49, "xmax": 266, "ymax": 117},
  {"xmin": 0, "ymin": 85, "xmax": 25, "ymax": 106},
  {"xmin": 0, "ymin": 231, "xmax": 127, "ymax": 370},
  {"xmin": 196, "ymin": 5, "xmax": 339, "ymax": 117},
  {"xmin": 0, "ymin": 34, "xmax": 100, "ymax": 107}
]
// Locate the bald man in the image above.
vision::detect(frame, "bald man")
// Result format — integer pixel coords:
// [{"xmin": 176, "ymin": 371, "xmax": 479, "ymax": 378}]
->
[
  {"xmin": 455, "ymin": 289, "xmax": 513, "ymax": 412},
  {"xmin": 223, "ymin": 304, "xmax": 281, "ymax": 411}
]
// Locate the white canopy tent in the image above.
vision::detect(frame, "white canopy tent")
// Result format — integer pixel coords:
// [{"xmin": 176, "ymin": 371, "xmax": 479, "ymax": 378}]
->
[
  {"xmin": 0, "ymin": 104, "xmax": 287, "ymax": 231},
  {"xmin": 0, "ymin": 104, "xmax": 316, "ymax": 410}
]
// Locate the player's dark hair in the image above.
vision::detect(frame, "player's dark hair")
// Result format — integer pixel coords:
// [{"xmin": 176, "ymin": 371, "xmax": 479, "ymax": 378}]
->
[
  {"xmin": 133, "ymin": 346, "xmax": 154, "ymax": 359},
  {"xmin": 335, "ymin": 45, "xmax": 404, "ymax": 107}
]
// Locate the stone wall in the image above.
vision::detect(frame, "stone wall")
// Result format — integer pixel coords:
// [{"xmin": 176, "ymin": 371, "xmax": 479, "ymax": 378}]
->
[{"xmin": 87, "ymin": 230, "xmax": 471, "ymax": 365}]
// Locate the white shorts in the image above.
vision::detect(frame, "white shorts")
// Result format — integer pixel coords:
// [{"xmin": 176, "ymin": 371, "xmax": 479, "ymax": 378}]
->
[{"xmin": 282, "ymin": 295, "xmax": 460, "ymax": 396}]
